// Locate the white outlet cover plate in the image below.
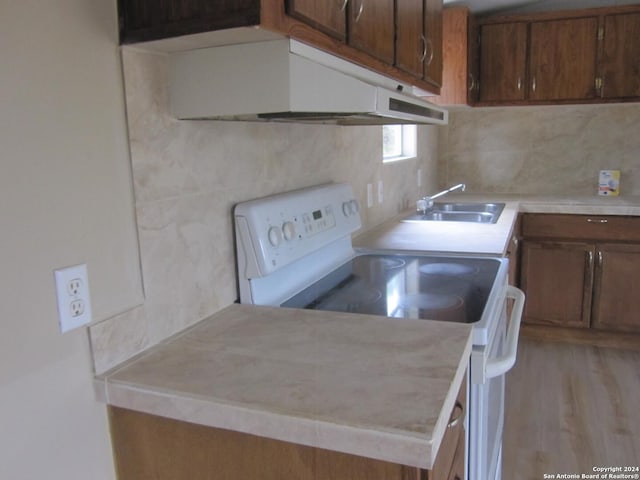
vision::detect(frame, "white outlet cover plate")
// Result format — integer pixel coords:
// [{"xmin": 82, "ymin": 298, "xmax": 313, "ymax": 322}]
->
[{"xmin": 54, "ymin": 264, "xmax": 92, "ymax": 333}]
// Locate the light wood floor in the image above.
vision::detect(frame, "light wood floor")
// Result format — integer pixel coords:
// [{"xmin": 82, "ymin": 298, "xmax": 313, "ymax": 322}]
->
[{"xmin": 502, "ymin": 338, "xmax": 640, "ymax": 479}]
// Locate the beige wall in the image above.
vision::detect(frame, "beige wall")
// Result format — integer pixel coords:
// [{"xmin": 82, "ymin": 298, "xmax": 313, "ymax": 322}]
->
[
  {"xmin": 89, "ymin": 48, "xmax": 441, "ymax": 374},
  {"xmin": 439, "ymin": 104, "xmax": 640, "ymax": 196},
  {"xmin": 0, "ymin": 1, "xmax": 143, "ymax": 479}
]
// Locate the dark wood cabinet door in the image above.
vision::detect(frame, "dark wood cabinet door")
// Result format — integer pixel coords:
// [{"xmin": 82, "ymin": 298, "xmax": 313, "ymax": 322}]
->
[
  {"xmin": 478, "ymin": 22, "xmax": 527, "ymax": 102},
  {"xmin": 601, "ymin": 12, "xmax": 640, "ymax": 98},
  {"xmin": 520, "ymin": 241, "xmax": 595, "ymax": 328},
  {"xmin": 396, "ymin": 0, "xmax": 443, "ymax": 85},
  {"xmin": 118, "ymin": 0, "xmax": 260, "ymax": 43},
  {"xmin": 396, "ymin": 0, "xmax": 424, "ymax": 77},
  {"xmin": 349, "ymin": 0, "xmax": 395, "ymax": 64},
  {"xmin": 529, "ymin": 17, "xmax": 599, "ymax": 101},
  {"xmin": 424, "ymin": 0, "xmax": 444, "ymax": 87},
  {"xmin": 286, "ymin": 0, "xmax": 346, "ymax": 41},
  {"xmin": 592, "ymin": 243, "xmax": 640, "ymax": 333}
]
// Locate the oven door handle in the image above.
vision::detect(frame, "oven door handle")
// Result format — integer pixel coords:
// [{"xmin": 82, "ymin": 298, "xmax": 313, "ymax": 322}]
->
[{"xmin": 485, "ymin": 286, "xmax": 525, "ymax": 379}]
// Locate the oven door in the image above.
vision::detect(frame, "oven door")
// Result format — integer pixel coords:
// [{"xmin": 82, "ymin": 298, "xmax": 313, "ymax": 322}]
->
[
  {"xmin": 469, "ymin": 286, "xmax": 525, "ymax": 480},
  {"xmin": 469, "ymin": 308, "xmax": 506, "ymax": 480}
]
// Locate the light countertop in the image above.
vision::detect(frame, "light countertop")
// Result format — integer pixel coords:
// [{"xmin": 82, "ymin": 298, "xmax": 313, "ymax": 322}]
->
[
  {"xmin": 354, "ymin": 194, "xmax": 640, "ymax": 257},
  {"xmin": 96, "ymin": 303, "xmax": 473, "ymax": 470}
]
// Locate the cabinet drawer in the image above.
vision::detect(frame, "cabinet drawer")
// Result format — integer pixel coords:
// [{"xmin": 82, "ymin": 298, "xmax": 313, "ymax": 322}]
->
[{"xmin": 521, "ymin": 214, "xmax": 640, "ymax": 242}]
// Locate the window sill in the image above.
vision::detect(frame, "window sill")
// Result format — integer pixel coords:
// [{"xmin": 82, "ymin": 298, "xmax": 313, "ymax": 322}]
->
[{"xmin": 383, "ymin": 155, "xmax": 417, "ymax": 164}]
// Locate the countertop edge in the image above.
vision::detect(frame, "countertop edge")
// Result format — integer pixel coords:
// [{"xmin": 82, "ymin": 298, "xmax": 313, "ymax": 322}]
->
[
  {"xmin": 103, "ymin": 380, "xmax": 441, "ymax": 469},
  {"xmin": 95, "ymin": 304, "xmax": 474, "ymax": 470}
]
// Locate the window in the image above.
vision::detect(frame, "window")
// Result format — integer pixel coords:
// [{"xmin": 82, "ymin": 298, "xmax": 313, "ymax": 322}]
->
[{"xmin": 382, "ymin": 124, "xmax": 417, "ymax": 162}]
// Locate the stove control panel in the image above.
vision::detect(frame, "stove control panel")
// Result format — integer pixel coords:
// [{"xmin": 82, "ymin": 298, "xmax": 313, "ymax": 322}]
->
[{"xmin": 235, "ymin": 183, "xmax": 361, "ymax": 277}]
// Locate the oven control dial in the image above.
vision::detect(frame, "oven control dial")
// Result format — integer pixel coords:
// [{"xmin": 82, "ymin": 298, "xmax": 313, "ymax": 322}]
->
[
  {"xmin": 342, "ymin": 199, "xmax": 360, "ymax": 217},
  {"xmin": 268, "ymin": 226, "xmax": 282, "ymax": 247},
  {"xmin": 282, "ymin": 221, "xmax": 296, "ymax": 241}
]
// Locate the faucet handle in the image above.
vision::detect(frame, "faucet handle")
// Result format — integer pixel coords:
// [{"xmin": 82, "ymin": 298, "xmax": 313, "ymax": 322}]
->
[{"xmin": 416, "ymin": 198, "xmax": 429, "ymax": 213}]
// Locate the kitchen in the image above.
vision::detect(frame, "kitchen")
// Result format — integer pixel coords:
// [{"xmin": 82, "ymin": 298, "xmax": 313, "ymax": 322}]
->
[{"xmin": 1, "ymin": 1, "xmax": 639, "ymax": 480}]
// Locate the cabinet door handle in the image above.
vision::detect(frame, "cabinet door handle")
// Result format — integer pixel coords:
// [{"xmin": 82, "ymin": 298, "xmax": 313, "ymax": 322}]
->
[
  {"xmin": 420, "ymin": 35, "xmax": 427, "ymax": 62},
  {"xmin": 517, "ymin": 77, "xmax": 522, "ymax": 90},
  {"xmin": 588, "ymin": 250, "xmax": 594, "ymax": 267},
  {"xmin": 586, "ymin": 218, "xmax": 608, "ymax": 224},
  {"xmin": 597, "ymin": 250, "xmax": 603, "ymax": 268},
  {"xmin": 339, "ymin": 0, "xmax": 349, "ymax": 11},
  {"xmin": 468, "ymin": 73, "xmax": 476, "ymax": 92},
  {"xmin": 354, "ymin": 0, "xmax": 365, "ymax": 22},
  {"xmin": 447, "ymin": 401, "xmax": 464, "ymax": 428},
  {"xmin": 532, "ymin": 76, "xmax": 537, "ymax": 92},
  {"xmin": 424, "ymin": 37, "xmax": 434, "ymax": 66}
]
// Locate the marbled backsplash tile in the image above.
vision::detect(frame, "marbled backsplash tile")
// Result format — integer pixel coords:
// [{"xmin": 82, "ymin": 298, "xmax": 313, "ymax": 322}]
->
[
  {"xmin": 89, "ymin": 48, "xmax": 439, "ymax": 374},
  {"xmin": 439, "ymin": 104, "xmax": 640, "ymax": 195}
]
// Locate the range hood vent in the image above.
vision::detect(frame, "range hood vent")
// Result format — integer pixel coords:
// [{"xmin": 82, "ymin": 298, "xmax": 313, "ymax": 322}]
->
[{"xmin": 168, "ymin": 39, "xmax": 448, "ymax": 126}]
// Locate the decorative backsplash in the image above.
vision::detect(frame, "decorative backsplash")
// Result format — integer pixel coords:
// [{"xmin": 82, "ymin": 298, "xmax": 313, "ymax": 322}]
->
[
  {"xmin": 89, "ymin": 48, "xmax": 440, "ymax": 374},
  {"xmin": 439, "ymin": 104, "xmax": 640, "ymax": 196}
]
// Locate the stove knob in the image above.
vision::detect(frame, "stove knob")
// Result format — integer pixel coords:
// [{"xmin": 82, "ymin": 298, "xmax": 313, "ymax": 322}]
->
[
  {"xmin": 342, "ymin": 201, "xmax": 353, "ymax": 216},
  {"xmin": 268, "ymin": 226, "xmax": 282, "ymax": 247},
  {"xmin": 282, "ymin": 221, "xmax": 296, "ymax": 241},
  {"xmin": 350, "ymin": 199, "xmax": 360, "ymax": 213}
]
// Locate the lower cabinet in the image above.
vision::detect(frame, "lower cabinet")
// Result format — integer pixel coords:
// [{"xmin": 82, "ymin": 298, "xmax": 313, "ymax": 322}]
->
[
  {"xmin": 109, "ymin": 406, "xmax": 411, "ymax": 480},
  {"xmin": 591, "ymin": 243, "xmax": 640, "ymax": 332},
  {"xmin": 519, "ymin": 214, "xmax": 640, "ymax": 333},
  {"xmin": 520, "ymin": 241, "xmax": 594, "ymax": 328},
  {"xmin": 447, "ymin": 432, "xmax": 465, "ymax": 480},
  {"xmin": 108, "ymin": 376, "xmax": 467, "ymax": 480}
]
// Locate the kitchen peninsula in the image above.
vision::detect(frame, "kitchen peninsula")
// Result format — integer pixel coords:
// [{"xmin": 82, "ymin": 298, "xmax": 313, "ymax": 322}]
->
[{"xmin": 97, "ymin": 304, "xmax": 472, "ymax": 479}]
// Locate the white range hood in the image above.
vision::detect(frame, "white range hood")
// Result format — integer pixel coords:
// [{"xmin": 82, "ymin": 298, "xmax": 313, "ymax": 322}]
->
[{"xmin": 168, "ymin": 39, "xmax": 448, "ymax": 126}]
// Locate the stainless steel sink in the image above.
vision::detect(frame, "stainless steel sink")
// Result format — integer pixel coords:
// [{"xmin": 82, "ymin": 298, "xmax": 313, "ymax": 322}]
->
[
  {"xmin": 434, "ymin": 202, "xmax": 505, "ymax": 214},
  {"xmin": 403, "ymin": 202, "xmax": 505, "ymax": 224}
]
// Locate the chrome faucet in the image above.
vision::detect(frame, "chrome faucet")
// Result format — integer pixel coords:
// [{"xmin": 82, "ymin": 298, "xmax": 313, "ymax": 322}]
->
[{"xmin": 417, "ymin": 183, "xmax": 466, "ymax": 214}]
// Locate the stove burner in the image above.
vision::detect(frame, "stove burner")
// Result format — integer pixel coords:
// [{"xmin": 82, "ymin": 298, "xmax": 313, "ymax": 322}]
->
[
  {"xmin": 307, "ymin": 277, "xmax": 383, "ymax": 312},
  {"xmin": 395, "ymin": 293, "xmax": 466, "ymax": 322},
  {"xmin": 419, "ymin": 263, "xmax": 479, "ymax": 276},
  {"xmin": 400, "ymin": 293, "xmax": 464, "ymax": 310},
  {"xmin": 329, "ymin": 286, "xmax": 382, "ymax": 308},
  {"xmin": 368, "ymin": 257, "xmax": 406, "ymax": 271}
]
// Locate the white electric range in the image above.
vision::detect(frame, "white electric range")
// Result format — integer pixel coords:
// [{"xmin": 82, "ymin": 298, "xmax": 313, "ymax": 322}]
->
[{"xmin": 234, "ymin": 183, "xmax": 524, "ymax": 480}]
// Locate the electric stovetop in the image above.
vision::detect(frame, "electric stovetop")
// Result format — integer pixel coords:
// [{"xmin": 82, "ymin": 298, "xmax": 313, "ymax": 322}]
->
[{"xmin": 282, "ymin": 253, "xmax": 500, "ymax": 324}]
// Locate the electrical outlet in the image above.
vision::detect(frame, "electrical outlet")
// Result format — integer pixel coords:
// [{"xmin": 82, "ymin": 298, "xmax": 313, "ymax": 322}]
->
[
  {"xmin": 54, "ymin": 263, "xmax": 92, "ymax": 333},
  {"xmin": 70, "ymin": 299, "xmax": 85, "ymax": 317},
  {"xmin": 378, "ymin": 181, "xmax": 383, "ymax": 204},
  {"xmin": 67, "ymin": 278, "xmax": 82, "ymax": 296}
]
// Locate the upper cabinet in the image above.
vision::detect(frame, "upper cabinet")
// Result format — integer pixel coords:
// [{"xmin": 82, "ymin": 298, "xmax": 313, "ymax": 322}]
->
[
  {"xmin": 286, "ymin": 0, "xmax": 346, "ymax": 41},
  {"xmin": 349, "ymin": 0, "xmax": 395, "ymax": 64},
  {"xmin": 600, "ymin": 12, "xmax": 640, "ymax": 98},
  {"xmin": 396, "ymin": 0, "xmax": 427, "ymax": 77},
  {"xmin": 473, "ymin": 4, "xmax": 640, "ymax": 106},
  {"xmin": 424, "ymin": 0, "xmax": 444, "ymax": 87},
  {"xmin": 117, "ymin": 0, "xmax": 261, "ymax": 42},
  {"xmin": 396, "ymin": 0, "xmax": 444, "ymax": 87},
  {"xmin": 118, "ymin": 0, "xmax": 444, "ymax": 95},
  {"xmin": 528, "ymin": 17, "xmax": 599, "ymax": 101},
  {"xmin": 478, "ymin": 22, "xmax": 527, "ymax": 102}
]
